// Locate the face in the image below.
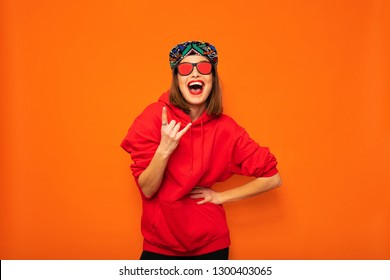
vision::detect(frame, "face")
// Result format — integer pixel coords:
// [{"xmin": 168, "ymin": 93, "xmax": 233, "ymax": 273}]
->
[{"xmin": 177, "ymin": 55, "xmax": 213, "ymax": 112}]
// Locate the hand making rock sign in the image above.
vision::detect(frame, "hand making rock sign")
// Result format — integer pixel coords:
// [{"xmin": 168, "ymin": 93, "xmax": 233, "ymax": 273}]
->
[{"xmin": 158, "ymin": 106, "xmax": 192, "ymax": 157}]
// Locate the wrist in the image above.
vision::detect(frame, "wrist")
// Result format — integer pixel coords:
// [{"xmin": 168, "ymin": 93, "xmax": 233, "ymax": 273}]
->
[
  {"xmin": 218, "ymin": 191, "xmax": 228, "ymax": 204},
  {"xmin": 155, "ymin": 146, "xmax": 171, "ymax": 160}
]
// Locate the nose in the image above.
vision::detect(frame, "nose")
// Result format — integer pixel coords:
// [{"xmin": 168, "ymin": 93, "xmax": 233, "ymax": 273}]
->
[{"xmin": 190, "ymin": 65, "xmax": 200, "ymax": 77}]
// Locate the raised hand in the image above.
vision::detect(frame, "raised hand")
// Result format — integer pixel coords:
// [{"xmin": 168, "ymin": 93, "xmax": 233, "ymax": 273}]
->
[{"xmin": 157, "ymin": 107, "xmax": 191, "ymax": 157}]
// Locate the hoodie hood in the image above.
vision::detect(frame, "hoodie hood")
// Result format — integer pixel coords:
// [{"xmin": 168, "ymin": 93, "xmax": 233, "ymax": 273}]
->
[{"xmin": 158, "ymin": 90, "xmax": 216, "ymax": 126}]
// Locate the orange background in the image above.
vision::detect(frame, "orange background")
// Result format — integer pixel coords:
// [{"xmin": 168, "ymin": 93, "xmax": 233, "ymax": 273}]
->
[{"xmin": 1, "ymin": 0, "xmax": 389, "ymax": 259}]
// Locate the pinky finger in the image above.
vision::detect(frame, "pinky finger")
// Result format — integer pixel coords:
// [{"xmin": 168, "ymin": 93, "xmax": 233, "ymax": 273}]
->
[{"xmin": 176, "ymin": 123, "xmax": 192, "ymax": 138}]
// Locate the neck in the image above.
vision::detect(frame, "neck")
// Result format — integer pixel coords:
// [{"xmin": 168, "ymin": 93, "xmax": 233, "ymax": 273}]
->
[{"xmin": 189, "ymin": 104, "xmax": 206, "ymax": 122}]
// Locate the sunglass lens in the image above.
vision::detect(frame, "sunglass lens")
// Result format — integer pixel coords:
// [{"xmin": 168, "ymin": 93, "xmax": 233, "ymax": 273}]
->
[
  {"xmin": 197, "ymin": 62, "xmax": 212, "ymax": 75},
  {"xmin": 177, "ymin": 63, "xmax": 193, "ymax": 75}
]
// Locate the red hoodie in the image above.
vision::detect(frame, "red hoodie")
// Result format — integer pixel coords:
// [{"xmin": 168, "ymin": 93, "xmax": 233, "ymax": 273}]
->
[{"xmin": 121, "ymin": 91, "xmax": 278, "ymax": 256}]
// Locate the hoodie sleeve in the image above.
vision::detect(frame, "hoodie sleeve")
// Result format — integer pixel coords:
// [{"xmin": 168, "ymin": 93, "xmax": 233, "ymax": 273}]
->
[
  {"xmin": 120, "ymin": 104, "xmax": 162, "ymax": 181},
  {"xmin": 229, "ymin": 127, "xmax": 278, "ymax": 178}
]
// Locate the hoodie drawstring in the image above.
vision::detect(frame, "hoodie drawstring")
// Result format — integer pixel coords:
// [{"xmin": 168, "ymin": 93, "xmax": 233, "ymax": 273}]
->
[
  {"xmin": 190, "ymin": 125, "xmax": 193, "ymax": 174},
  {"xmin": 189, "ymin": 119, "xmax": 205, "ymax": 175},
  {"xmin": 200, "ymin": 119, "xmax": 204, "ymax": 174}
]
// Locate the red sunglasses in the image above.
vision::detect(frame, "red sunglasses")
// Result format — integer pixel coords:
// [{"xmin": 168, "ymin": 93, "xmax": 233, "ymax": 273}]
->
[{"xmin": 177, "ymin": 61, "xmax": 213, "ymax": 76}]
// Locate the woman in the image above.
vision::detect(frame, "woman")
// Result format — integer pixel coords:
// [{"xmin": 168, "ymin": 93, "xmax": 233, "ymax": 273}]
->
[{"xmin": 121, "ymin": 41, "xmax": 281, "ymax": 260}]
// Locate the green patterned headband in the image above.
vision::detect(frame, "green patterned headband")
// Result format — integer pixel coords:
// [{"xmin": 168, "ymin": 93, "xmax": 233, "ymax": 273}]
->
[{"xmin": 169, "ymin": 41, "xmax": 218, "ymax": 69}]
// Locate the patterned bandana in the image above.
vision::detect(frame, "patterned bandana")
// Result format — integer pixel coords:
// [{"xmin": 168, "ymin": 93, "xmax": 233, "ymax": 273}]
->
[{"xmin": 169, "ymin": 41, "xmax": 218, "ymax": 69}]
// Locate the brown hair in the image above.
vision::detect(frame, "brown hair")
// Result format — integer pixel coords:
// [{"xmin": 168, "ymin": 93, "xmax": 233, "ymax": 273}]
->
[{"xmin": 169, "ymin": 66, "xmax": 223, "ymax": 117}]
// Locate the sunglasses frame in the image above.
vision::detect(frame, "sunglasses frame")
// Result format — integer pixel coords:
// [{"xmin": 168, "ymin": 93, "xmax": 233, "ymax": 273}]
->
[{"xmin": 176, "ymin": 61, "xmax": 213, "ymax": 76}]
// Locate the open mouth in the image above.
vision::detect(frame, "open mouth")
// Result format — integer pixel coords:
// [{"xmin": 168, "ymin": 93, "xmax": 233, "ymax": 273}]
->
[{"xmin": 187, "ymin": 80, "xmax": 204, "ymax": 95}]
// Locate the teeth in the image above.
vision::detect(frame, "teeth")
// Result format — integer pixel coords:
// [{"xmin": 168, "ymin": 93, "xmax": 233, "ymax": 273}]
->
[{"xmin": 188, "ymin": 81, "xmax": 203, "ymax": 87}]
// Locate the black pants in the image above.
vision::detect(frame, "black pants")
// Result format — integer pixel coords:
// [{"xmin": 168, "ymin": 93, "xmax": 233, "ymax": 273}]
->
[{"xmin": 140, "ymin": 248, "xmax": 229, "ymax": 260}]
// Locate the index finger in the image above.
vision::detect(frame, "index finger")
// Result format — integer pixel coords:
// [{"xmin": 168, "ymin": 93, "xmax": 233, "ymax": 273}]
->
[{"xmin": 161, "ymin": 107, "xmax": 168, "ymax": 125}]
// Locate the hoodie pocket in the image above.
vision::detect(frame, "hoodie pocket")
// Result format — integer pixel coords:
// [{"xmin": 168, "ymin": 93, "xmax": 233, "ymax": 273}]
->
[
  {"xmin": 149, "ymin": 197, "xmax": 229, "ymax": 252},
  {"xmin": 194, "ymin": 200, "xmax": 229, "ymax": 241}
]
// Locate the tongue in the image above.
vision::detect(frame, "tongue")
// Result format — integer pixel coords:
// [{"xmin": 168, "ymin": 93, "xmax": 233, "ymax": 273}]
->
[{"xmin": 189, "ymin": 87, "xmax": 202, "ymax": 94}]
